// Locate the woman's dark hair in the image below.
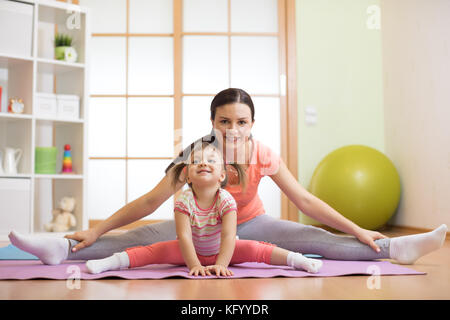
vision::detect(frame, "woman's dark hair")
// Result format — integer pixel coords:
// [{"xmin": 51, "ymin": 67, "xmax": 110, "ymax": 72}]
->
[
  {"xmin": 210, "ymin": 88, "xmax": 255, "ymax": 122},
  {"xmin": 169, "ymin": 141, "xmax": 247, "ymax": 190}
]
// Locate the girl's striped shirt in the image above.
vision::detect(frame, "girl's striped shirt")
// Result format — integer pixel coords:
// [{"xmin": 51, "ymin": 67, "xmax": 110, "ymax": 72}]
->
[{"xmin": 175, "ymin": 188, "xmax": 237, "ymax": 256}]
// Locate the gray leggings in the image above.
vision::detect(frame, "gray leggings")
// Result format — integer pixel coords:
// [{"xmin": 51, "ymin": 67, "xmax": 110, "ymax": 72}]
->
[{"xmin": 67, "ymin": 214, "xmax": 390, "ymax": 261}]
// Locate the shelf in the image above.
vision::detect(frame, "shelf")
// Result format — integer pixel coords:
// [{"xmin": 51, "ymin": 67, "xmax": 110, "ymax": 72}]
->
[
  {"xmin": 35, "ymin": 174, "xmax": 84, "ymax": 180},
  {"xmin": 37, "ymin": 1, "xmax": 86, "ymax": 28},
  {"xmin": 0, "ymin": 113, "xmax": 33, "ymax": 122},
  {"xmin": 0, "ymin": 174, "xmax": 32, "ymax": 179},
  {"xmin": 0, "ymin": 113, "xmax": 83, "ymax": 123},
  {"xmin": 0, "ymin": 53, "xmax": 33, "ymax": 68},
  {"xmin": 35, "ymin": 116, "xmax": 84, "ymax": 123},
  {"xmin": 37, "ymin": 58, "xmax": 85, "ymax": 74},
  {"xmin": 38, "ymin": 0, "xmax": 87, "ymax": 16},
  {"xmin": 0, "ymin": 0, "xmax": 89, "ymax": 237}
]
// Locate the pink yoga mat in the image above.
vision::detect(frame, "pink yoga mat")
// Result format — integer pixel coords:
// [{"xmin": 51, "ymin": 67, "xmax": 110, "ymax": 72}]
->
[{"xmin": 0, "ymin": 259, "xmax": 424, "ymax": 280}]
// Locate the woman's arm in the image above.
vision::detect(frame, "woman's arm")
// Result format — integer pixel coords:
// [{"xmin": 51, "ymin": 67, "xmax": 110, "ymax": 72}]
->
[
  {"xmin": 271, "ymin": 160, "xmax": 385, "ymax": 252},
  {"xmin": 208, "ymin": 211, "xmax": 237, "ymax": 276},
  {"xmin": 175, "ymin": 210, "xmax": 210, "ymax": 276},
  {"xmin": 66, "ymin": 174, "xmax": 185, "ymax": 252}
]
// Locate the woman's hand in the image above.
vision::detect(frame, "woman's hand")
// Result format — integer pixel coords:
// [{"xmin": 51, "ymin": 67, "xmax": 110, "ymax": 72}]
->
[
  {"xmin": 189, "ymin": 265, "xmax": 211, "ymax": 277},
  {"xmin": 206, "ymin": 264, "xmax": 234, "ymax": 277},
  {"xmin": 64, "ymin": 228, "xmax": 101, "ymax": 252},
  {"xmin": 354, "ymin": 228, "xmax": 388, "ymax": 253}
]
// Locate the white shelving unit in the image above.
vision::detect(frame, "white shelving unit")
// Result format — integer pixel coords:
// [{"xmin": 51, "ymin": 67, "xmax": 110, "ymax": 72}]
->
[{"xmin": 0, "ymin": 0, "xmax": 89, "ymax": 240}]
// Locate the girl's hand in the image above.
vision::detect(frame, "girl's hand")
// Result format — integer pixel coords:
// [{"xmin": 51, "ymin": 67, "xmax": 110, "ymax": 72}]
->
[
  {"xmin": 64, "ymin": 228, "xmax": 100, "ymax": 252},
  {"xmin": 206, "ymin": 264, "xmax": 234, "ymax": 277},
  {"xmin": 355, "ymin": 228, "xmax": 388, "ymax": 253},
  {"xmin": 189, "ymin": 265, "xmax": 211, "ymax": 277}
]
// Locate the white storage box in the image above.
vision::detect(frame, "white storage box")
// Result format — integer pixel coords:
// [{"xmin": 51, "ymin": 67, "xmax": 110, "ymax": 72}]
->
[
  {"xmin": 57, "ymin": 94, "xmax": 80, "ymax": 120},
  {"xmin": 0, "ymin": 0, "xmax": 33, "ymax": 57},
  {"xmin": 0, "ymin": 178, "xmax": 31, "ymax": 235},
  {"xmin": 35, "ymin": 93, "xmax": 57, "ymax": 118}
]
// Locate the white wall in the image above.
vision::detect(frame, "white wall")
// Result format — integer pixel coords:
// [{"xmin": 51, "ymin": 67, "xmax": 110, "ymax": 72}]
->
[
  {"xmin": 296, "ymin": 0, "xmax": 385, "ymax": 225},
  {"xmin": 381, "ymin": 0, "xmax": 450, "ymax": 229}
]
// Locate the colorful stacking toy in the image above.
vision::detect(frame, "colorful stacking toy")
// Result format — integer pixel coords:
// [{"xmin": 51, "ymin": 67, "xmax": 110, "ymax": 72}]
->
[{"xmin": 62, "ymin": 144, "xmax": 73, "ymax": 173}]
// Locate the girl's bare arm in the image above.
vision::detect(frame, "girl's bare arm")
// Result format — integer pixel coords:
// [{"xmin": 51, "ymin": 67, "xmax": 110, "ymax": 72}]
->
[
  {"xmin": 214, "ymin": 210, "xmax": 237, "ymax": 267},
  {"xmin": 175, "ymin": 210, "xmax": 211, "ymax": 276}
]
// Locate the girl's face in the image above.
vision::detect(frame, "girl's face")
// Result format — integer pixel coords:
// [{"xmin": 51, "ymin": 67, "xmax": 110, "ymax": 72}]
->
[
  {"xmin": 211, "ymin": 103, "xmax": 254, "ymax": 150},
  {"xmin": 186, "ymin": 146, "xmax": 226, "ymax": 188}
]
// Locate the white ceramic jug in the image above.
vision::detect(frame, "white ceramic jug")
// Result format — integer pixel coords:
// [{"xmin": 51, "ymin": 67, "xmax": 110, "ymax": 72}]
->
[
  {"xmin": 4, "ymin": 147, "xmax": 22, "ymax": 175},
  {"xmin": 0, "ymin": 150, "xmax": 3, "ymax": 174}
]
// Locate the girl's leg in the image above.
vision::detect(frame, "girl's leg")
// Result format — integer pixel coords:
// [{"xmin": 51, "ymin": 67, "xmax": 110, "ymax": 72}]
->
[
  {"xmin": 125, "ymin": 240, "xmax": 185, "ymax": 267},
  {"xmin": 69, "ymin": 220, "xmax": 177, "ymax": 260},
  {"xmin": 270, "ymin": 247, "xmax": 322, "ymax": 273},
  {"xmin": 86, "ymin": 240, "xmax": 185, "ymax": 274},
  {"xmin": 8, "ymin": 220, "xmax": 177, "ymax": 265},
  {"xmin": 229, "ymin": 240, "xmax": 275, "ymax": 265},
  {"xmin": 237, "ymin": 214, "xmax": 390, "ymax": 261}
]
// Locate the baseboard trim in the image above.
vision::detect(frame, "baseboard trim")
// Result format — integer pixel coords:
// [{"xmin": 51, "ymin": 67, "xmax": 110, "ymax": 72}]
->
[{"xmin": 386, "ymin": 224, "xmax": 449, "ymax": 239}]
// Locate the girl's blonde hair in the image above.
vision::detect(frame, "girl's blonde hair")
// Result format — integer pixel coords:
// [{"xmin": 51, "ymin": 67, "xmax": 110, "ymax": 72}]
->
[{"xmin": 169, "ymin": 141, "xmax": 247, "ymax": 190}]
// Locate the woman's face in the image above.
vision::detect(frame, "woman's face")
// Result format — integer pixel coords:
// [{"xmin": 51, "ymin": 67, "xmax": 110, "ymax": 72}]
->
[{"xmin": 211, "ymin": 103, "xmax": 254, "ymax": 150}]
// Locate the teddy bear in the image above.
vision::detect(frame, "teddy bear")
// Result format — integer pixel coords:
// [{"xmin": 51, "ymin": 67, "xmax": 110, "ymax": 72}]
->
[{"xmin": 44, "ymin": 197, "xmax": 77, "ymax": 232}]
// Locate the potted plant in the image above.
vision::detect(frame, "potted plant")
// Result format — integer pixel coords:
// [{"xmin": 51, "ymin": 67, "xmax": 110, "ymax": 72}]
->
[{"xmin": 54, "ymin": 33, "xmax": 78, "ymax": 63}]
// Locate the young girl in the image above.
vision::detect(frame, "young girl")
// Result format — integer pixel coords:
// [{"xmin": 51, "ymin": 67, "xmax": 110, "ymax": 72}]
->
[{"xmin": 85, "ymin": 142, "xmax": 322, "ymax": 275}]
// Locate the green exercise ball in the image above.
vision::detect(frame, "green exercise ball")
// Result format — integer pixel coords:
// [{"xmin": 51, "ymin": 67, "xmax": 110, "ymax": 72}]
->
[{"xmin": 309, "ymin": 145, "xmax": 401, "ymax": 230}]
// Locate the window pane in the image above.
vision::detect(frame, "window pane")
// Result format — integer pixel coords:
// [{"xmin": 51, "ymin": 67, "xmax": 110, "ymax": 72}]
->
[
  {"xmin": 251, "ymin": 97, "xmax": 281, "ymax": 219},
  {"xmin": 90, "ymin": 37, "xmax": 126, "ymax": 94},
  {"xmin": 79, "ymin": 0, "xmax": 126, "ymax": 33},
  {"xmin": 129, "ymin": 0, "xmax": 173, "ymax": 33},
  {"xmin": 88, "ymin": 160, "xmax": 126, "ymax": 220},
  {"xmin": 230, "ymin": 0, "xmax": 278, "ymax": 33},
  {"xmin": 183, "ymin": 0, "xmax": 228, "ymax": 32},
  {"xmin": 231, "ymin": 36, "xmax": 279, "ymax": 94},
  {"xmin": 183, "ymin": 36, "xmax": 228, "ymax": 94},
  {"xmin": 251, "ymin": 97, "xmax": 280, "ymax": 154},
  {"xmin": 89, "ymin": 98, "xmax": 127, "ymax": 157},
  {"xmin": 182, "ymin": 96, "xmax": 213, "ymax": 148},
  {"xmin": 258, "ymin": 177, "xmax": 281, "ymax": 219},
  {"xmin": 128, "ymin": 37, "xmax": 174, "ymax": 95},
  {"xmin": 127, "ymin": 98, "xmax": 174, "ymax": 157},
  {"xmin": 128, "ymin": 159, "xmax": 174, "ymax": 220}
]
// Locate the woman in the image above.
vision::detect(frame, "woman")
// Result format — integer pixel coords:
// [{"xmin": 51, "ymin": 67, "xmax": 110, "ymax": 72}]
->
[{"xmin": 9, "ymin": 88, "xmax": 447, "ymax": 265}]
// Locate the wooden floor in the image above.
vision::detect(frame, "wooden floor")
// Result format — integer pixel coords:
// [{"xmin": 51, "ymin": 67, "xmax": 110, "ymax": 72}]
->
[{"xmin": 1, "ymin": 227, "xmax": 449, "ymax": 300}]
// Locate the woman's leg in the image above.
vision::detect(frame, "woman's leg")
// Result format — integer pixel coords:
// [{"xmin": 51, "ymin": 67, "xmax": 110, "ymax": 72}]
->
[
  {"xmin": 68, "ymin": 220, "xmax": 177, "ymax": 260},
  {"xmin": 237, "ymin": 215, "xmax": 447, "ymax": 263},
  {"xmin": 237, "ymin": 214, "xmax": 390, "ymax": 261},
  {"xmin": 9, "ymin": 220, "xmax": 177, "ymax": 264}
]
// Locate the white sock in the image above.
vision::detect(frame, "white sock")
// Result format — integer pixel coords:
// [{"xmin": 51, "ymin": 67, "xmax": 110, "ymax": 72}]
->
[
  {"xmin": 390, "ymin": 224, "xmax": 448, "ymax": 264},
  {"xmin": 8, "ymin": 230, "xmax": 69, "ymax": 265},
  {"xmin": 287, "ymin": 252, "xmax": 323, "ymax": 273},
  {"xmin": 86, "ymin": 252, "xmax": 130, "ymax": 274}
]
